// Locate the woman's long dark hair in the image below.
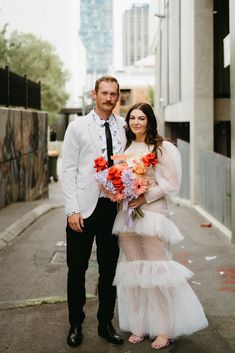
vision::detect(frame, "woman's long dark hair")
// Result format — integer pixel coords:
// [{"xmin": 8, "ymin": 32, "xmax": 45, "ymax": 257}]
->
[{"xmin": 125, "ymin": 102, "xmax": 163, "ymax": 155}]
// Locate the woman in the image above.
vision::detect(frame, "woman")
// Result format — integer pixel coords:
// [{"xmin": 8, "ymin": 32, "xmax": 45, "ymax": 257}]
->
[{"xmin": 112, "ymin": 103, "xmax": 208, "ymax": 349}]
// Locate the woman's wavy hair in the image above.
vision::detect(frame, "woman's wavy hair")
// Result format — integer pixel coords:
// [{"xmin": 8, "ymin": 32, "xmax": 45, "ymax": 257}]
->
[{"xmin": 125, "ymin": 102, "xmax": 163, "ymax": 155}]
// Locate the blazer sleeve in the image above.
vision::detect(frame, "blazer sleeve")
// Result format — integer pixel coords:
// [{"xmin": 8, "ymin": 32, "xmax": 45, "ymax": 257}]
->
[
  {"xmin": 61, "ymin": 121, "xmax": 80, "ymax": 216},
  {"xmin": 144, "ymin": 141, "xmax": 182, "ymax": 204}
]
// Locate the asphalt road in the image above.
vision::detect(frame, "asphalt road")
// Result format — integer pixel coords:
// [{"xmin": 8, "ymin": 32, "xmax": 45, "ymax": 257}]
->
[{"xmin": 0, "ymin": 185, "xmax": 234, "ymax": 352}]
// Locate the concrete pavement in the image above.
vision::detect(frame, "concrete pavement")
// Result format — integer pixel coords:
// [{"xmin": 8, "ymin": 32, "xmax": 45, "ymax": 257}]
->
[
  {"xmin": 0, "ymin": 164, "xmax": 64, "ymax": 251},
  {"xmin": 0, "ymin": 141, "xmax": 64, "ymax": 250},
  {"xmin": 0, "ymin": 157, "xmax": 235, "ymax": 352}
]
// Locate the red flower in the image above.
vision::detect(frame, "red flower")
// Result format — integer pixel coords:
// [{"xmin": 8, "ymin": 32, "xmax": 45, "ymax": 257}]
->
[
  {"xmin": 142, "ymin": 153, "xmax": 158, "ymax": 167},
  {"xmin": 107, "ymin": 166, "xmax": 122, "ymax": 180},
  {"xmin": 112, "ymin": 178, "xmax": 124, "ymax": 191},
  {"xmin": 94, "ymin": 157, "xmax": 107, "ymax": 172}
]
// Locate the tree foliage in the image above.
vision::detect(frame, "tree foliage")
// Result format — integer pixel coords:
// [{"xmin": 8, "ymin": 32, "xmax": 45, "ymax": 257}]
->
[
  {"xmin": 0, "ymin": 27, "xmax": 69, "ymax": 123},
  {"xmin": 0, "ymin": 25, "xmax": 9, "ymax": 64}
]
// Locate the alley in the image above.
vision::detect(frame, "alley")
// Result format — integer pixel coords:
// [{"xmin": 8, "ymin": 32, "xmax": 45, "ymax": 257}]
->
[{"xmin": 0, "ymin": 178, "xmax": 235, "ymax": 353}]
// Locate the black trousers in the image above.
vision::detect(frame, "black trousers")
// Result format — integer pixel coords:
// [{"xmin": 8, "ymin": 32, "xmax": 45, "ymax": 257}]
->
[{"xmin": 66, "ymin": 198, "xmax": 119, "ymax": 327}]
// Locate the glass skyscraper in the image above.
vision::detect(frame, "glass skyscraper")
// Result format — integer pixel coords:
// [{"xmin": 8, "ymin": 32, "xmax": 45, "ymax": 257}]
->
[{"xmin": 80, "ymin": 0, "xmax": 113, "ymax": 76}]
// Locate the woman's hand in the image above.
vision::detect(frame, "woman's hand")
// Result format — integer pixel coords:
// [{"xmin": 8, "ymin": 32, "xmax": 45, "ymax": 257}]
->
[
  {"xmin": 68, "ymin": 213, "xmax": 84, "ymax": 233},
  {"xmin": 129, "ymin": 195, "xmax": 146, "ymax": 209}
]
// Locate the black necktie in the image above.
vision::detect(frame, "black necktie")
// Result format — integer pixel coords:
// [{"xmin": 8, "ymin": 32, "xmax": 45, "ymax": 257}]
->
[{"xmin": 104, "ymin": 122, "xmax": 113, "ymax": 167}]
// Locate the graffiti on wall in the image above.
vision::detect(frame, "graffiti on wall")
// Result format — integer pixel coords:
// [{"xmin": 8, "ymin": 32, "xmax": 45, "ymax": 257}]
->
[{"xmin": 0, "ymin": 108, "xmax": 48, "ymax": 208}]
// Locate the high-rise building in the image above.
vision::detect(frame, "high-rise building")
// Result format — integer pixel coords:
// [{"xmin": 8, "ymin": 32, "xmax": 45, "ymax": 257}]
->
[
  {"xmin": 80, "ymin": 0, "xmax": 113, "ymax": 78},
  {"xmin": 123, "ymin": 3, "xmax": 149, "ymax": 67}
]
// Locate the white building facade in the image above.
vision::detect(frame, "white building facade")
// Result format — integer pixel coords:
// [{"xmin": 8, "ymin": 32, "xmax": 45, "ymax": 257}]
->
[{"xmin": 150, "ymin": 0, "xmax": 234, "ymax": 241}]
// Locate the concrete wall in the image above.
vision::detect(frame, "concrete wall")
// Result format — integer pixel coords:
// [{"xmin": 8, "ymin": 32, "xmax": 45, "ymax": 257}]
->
[
  {"xmin": 214, "ymin": 98, "xmax": 230, "ymax": 121},
  {"xmin": 152, "ymin": 0, "xmax": 196, "ymax": 134},
  {"xmin": 0, "ymin": 108, "xmax": 48, "ymax": 208},
  {"xmin": 229, "ymin": 0, "xmax": 235, "ymax": 242},
  {"xmin": 152, "ymin": 0, "xmax": 214, "ymax": 203},
  {"xmin": 165, "ymin": 0, "xmax": 195, "ymax": 123}
]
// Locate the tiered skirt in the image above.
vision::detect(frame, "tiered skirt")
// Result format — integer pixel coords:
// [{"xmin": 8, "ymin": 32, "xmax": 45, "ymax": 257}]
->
[{"xmin": 112, "ymin": 210, "xmax": 208, "ymax": 339}]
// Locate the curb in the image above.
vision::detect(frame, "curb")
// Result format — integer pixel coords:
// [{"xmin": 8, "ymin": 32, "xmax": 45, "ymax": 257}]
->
[
  {"xmin": 172, "ymin": 196, "xmax": 232, "ymax": 242},
  {"xmin": 0, "ymin": 203, "xmax": 64, "ymax": 251},
  {"xmin": 0, "ymin": 294, "xmax": 96, "ymax": 311}
]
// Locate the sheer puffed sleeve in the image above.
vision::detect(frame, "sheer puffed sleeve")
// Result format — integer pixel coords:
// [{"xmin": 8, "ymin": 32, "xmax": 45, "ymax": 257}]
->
[
  {"xmin": 155, "ymin": 140, "xmax": 182, "ymax": 195},
  {"xmin": 144, "ymin": 141, "xmax": 182, "ymax": 203}
]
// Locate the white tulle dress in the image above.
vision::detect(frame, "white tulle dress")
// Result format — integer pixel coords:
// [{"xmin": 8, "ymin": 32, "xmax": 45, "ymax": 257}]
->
[{"xmin": 112, "ymin": 141, "xmax": 208, "ymax": 339}]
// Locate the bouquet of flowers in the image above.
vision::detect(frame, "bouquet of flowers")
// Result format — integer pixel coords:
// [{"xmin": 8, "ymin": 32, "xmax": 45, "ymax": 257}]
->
[{"xmin": 94, "ymin": 152, "xmax": 158, "ymax": 220}]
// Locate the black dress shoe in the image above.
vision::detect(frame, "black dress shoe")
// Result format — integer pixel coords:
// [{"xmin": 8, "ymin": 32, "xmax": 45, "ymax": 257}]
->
[
  {"xmin": 67, "ymin": 325, "xmax": 83, "ymax": 347},
  {"xmin": 98, "ymin": 323, "xmax": 123, "ymax": 345}
]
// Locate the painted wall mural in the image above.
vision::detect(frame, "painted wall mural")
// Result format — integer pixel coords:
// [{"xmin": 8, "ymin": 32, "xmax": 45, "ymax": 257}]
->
[{"xmin": 0, "ymin": 108, "xmax": 48, "ymax": 208}]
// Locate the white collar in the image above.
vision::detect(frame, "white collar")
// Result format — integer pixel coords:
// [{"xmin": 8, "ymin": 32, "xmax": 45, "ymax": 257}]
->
[{"xmin": 92, "ymin": 109, "xmax": 115, "ymax": 127}]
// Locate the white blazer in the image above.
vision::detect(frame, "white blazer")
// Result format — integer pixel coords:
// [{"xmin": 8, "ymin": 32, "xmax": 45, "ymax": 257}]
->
[{"xmin": 62, "ymin": 111, "xmax": 127, "ymax": 218}]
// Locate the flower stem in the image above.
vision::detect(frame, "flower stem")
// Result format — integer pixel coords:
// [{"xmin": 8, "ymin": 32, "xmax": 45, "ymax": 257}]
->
[{"xmin": 131, "ymin": 207, "xmax": 144, "ymax": 220}]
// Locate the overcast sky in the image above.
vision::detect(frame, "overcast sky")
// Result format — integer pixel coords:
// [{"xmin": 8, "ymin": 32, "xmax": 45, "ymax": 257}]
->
[
  {"xmin": 0, "ymin": 0, "xmax": 150, "ymax": 95},
  {"xmin": 0, "ymin": 0, "xmax": 150, "ymax": 69}
]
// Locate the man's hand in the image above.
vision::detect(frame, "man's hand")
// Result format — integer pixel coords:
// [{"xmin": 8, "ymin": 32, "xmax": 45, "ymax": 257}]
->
[{"xmin": 68, "ymin": 213, "xmax": 84, "ymax": 233}]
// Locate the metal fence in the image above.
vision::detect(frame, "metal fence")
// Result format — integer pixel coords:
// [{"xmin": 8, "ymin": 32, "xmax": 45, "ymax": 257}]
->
[
  {"xmin": 0, "ymin": 66, "xmax": 41, "ymax": 110},
  {"xmin": 177, "ymin": 139, "xmax": 231, "ymax": 229},
  {"xmin": 197, "ymin": 147, "xmax": 231, "ymax": 229},
  {"xmin": 177, "ymin": 139, "xmax": 190, "ymax": 200}
]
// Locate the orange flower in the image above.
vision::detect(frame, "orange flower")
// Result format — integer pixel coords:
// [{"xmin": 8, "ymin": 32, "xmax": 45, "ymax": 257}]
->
[
  {"xmin": 115, "ymin": 192, "xmax": 124, "ymax": 201},
  {"xmin": 116, "ymin": 162, "xmax": 129, "ymax": 172},
  {"xmin": 107, "ymin": 190, "xmax": 124, "ymax": 202},
  {"xmin": 99, "ymin": 185, "xmax": 124, "ymax": 202},
  {"xmin": 94, "ymin": 157, "xmax": 107, "ymax": 172},
  {"xmin": 111, "ymin": 154, "xmax": 129, "ymax": 161},
  {"xmin": 133, "ymin": 177, "xmax": 149, "ymax": 195},
  {"xmin": 142, "ymin": 153, "xmax": 158, "ymax": 167},
  {"xmin": 107, "ymin": 166, "xmax": 121, "ymax": 180},
  {"xmin": 132, "ymin": 162, "xmax": 146, "ymax": 175}
]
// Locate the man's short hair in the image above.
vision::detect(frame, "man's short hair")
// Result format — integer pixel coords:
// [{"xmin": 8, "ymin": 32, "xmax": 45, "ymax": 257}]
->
[{"xmin": 94, "ymin": 75, "xmax": 120, "ymax": 94}]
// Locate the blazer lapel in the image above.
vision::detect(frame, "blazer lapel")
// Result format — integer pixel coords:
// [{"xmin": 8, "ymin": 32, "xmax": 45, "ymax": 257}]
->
[
  {"xmin": 116, "ymin": 116, "xmax": 127, "ymax": 151},
  {"xmin": 87, "ymin": 114, "xmax": 102, "ymax": 155}
]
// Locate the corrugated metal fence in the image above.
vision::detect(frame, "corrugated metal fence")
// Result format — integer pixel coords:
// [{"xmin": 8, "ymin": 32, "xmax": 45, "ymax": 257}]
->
[
  {"xmin": 177, "ymin": 138, "xmax": 231, "ymax": 230},
  {"xmin": 197, "ymin": 147, "xmax": 231, "ymax": 229}
]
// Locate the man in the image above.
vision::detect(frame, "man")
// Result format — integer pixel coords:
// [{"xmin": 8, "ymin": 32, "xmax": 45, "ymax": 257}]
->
[{"xmin": 62, "ymin": 76, "xmax": 126, "ymax": 347}]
